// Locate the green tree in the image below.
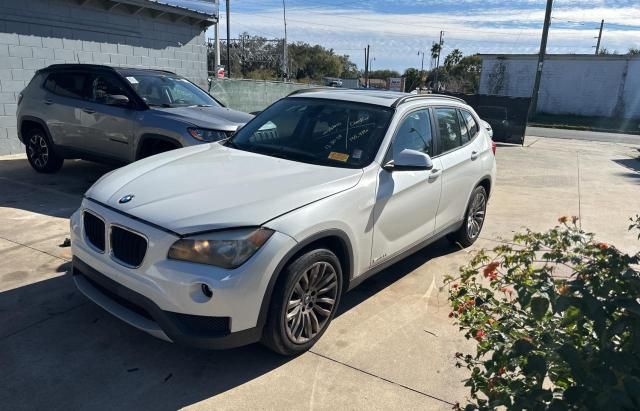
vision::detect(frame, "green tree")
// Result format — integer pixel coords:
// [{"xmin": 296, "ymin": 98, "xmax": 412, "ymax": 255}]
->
[
  {"xmin": 628, "ymin": 48, "xmax": 640, "ymax": 55},
  {"xmin": 444, "ymin": 49, "xmax": 463, "ymax": 69},
  {"xmin": 430, "ymin": 43, "xmax": 442, "ymax": 60},
  {"xmin": 402, "ymin": 68, "xmax": 421, "ymax": 92}
]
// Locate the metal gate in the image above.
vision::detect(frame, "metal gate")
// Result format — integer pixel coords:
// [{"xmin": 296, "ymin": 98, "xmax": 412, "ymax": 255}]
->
[{"xmin": 442, "ymin": 93, "xmax": 530, "ymax": 144}]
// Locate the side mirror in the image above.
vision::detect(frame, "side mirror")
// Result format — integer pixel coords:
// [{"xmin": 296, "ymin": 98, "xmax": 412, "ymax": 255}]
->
[
  {"xmin": 106, "ymin": 94, "xmax": 130, "ymax": 106},
  {"xmin": 384, "ymin": 149, "xmax": 433, "ymax": 172}
]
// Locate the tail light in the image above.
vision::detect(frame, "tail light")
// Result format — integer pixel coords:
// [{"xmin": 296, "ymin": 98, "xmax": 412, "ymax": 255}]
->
[{"xmin": 491, "ymin": 141, "xmax": 497, "ymax": 155}]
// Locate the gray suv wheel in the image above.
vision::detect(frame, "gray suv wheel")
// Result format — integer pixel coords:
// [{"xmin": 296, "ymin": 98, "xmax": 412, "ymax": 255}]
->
[{"xmin": 25, "ymin": 128, "xmax": 64, "ymax": 173}]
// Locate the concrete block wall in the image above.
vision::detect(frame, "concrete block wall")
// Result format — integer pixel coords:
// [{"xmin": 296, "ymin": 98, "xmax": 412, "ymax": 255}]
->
[
  {"xmin": 0, "ymin": 0, "xmax": 211, "ymax": 155},
  {"xmin": 478, "ymin": 55, "xmax": 640, "ymax": 119}
]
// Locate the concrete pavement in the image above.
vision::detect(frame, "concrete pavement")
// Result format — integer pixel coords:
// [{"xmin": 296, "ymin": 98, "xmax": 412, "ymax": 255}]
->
[
  {"xmin": 0, "ymin": 135, "xmax": 639, "ymax": 410},
  {"xmin": 526, "ymin": 126, "xmax": 640, "ymax": 145}
]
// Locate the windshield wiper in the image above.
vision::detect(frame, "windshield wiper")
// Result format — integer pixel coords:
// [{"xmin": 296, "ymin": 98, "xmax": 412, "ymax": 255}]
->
[{"xmin": 148, "ymin": 103, "xmax": 173, "ymax": 108}]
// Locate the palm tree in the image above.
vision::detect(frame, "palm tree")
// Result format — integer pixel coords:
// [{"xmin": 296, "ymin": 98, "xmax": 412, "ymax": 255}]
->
[
  {"xmin": 430, "ymin": 43, "xmax": 441, "ymax": 61},
  {"xmin": 444, "ymin": 49, "xmax": 463, "ymax": 69}
]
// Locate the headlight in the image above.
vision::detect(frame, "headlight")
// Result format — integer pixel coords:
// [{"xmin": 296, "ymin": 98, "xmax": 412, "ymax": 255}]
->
[
  {"xmin": 168, "ymin": 228, "xmax": 274, "ymax": 269},
  {"xmin": 187, "ymin": 127, "xmax": 229, "ymax": 142}
]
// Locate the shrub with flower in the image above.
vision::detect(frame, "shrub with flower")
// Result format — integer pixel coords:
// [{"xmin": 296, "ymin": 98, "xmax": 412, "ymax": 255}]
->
[{"xmin": 445, "ymin": 215, "xmax": 640, "ymax": 410}]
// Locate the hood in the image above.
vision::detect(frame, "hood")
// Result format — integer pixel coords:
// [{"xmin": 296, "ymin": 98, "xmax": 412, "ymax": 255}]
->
[
  {"xmin": 86, "ymin": 143, "xmax": 363, "ymax": 235},
  {"xmin": 151, "ymin": 106, "xmax": 254, "ymax": 131}
]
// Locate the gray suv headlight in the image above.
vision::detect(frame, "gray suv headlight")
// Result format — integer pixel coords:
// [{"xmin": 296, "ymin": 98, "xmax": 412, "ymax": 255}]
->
[
  {"xmin": 168, "ymin": 228, "xmax": 274, "ymax": 269},
  {"xmin": 187, "ymin": 127, "xmax": 229, "ymax": 142}
]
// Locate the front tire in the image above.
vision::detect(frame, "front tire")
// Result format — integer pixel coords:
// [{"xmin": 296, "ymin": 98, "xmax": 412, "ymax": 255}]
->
[
  {"xmin": 449, "ymin": 186, "xmax": 487, "ymax": 248},
  {"xmin": 25, "ymin": 128, "xmax": 63, "ymax": 173},
  {"xmin": 262, "ymin": 249, "xmax": 343, "ymax": 356}
]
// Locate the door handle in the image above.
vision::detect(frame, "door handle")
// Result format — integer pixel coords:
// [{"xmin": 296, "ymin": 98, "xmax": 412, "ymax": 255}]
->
[
  {"xmin": 44, "ymin": 99, "xmax": 53, "ymax": 105},
  {"xmin": 82, "ymin": 108, "xmax": 96, "ymax": 114},
  {"xmin": 428, "ymin": 168, "xmax": 442, "ymax": 180},
  {"xmin": 471, "ymin": 151, "xmax": 479, "ymax": 160}
]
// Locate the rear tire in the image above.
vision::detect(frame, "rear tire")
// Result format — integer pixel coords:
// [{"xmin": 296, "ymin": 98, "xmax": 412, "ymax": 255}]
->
[
  {"xmin": 262, "ymin": 249, "xmax": 343, "ymax": 356},
  {"xmin": 25, "ymin": 127, "xmax": 64, "ymax": 173},
  {"xmin": 448, "ymin": 186, "xmax": 487, "ymax": 248}
]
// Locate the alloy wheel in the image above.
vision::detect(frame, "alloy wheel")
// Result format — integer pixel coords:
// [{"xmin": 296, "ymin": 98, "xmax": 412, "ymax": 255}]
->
[
  {"xmin": 28, "ymin": 134, "xmax": 49, "ymax": 169},
  {"xmin": 284, "ymin": 261, "xmax": 338, "ymax": 344},
  {"xmin": 467, "ymin": 191, "xmax": 486, "ymax": 239}
]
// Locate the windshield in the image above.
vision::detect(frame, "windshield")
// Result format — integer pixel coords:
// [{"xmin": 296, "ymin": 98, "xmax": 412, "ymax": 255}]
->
[
  {"xmin": 124, "ymin": 74, "xmax": 220, "ymax": 108},
  {"xmin": 227, "ymin": 98, "xmax": 393, "ymax": 168}
]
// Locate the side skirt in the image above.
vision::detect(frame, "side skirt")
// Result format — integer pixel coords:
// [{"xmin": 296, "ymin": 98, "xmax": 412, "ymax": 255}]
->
[{"xmin": 347, "ymin": 220, "xmax": 463, "ymax": 291}]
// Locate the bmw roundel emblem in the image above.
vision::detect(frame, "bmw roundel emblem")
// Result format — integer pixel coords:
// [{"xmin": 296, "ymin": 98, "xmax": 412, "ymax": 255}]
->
[{"xmin": 119, "ymin": 194, "xmax": 135, "ymax": 204}]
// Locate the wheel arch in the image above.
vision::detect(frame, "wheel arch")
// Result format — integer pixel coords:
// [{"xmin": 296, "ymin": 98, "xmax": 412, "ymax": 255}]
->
[
  {"xmin": 477, "ymin": 176, "xmax": 492, "ymax": 198},
  {"xmin": 256, "ymin": 229, "xmax": 354, "ymax": 332},
  {"xmin": 136, "ymin": 134, "xmax": 182, "ymax": 159},
  {"xmin": 19, "ymin": 116, "xmax": 52, "ymax": 145}
]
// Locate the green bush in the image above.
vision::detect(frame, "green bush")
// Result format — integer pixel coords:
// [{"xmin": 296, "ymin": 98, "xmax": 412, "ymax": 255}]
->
[{"xmin": 445, "ymin": 216, "xmax": 640, "ymax": 410}]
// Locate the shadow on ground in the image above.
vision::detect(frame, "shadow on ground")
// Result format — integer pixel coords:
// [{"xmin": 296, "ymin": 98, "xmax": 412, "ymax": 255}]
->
[
  {"xmin": 0, "ymin": 158, "xmax": 115, "ymax": 218},
  {"xmin": 612, "ymin": 158, "xmax": 640, "ymax": 184},
  {"xmin": 0, "ymin": 240, "xmax": 457, "ymax": 410},
  {"xmin": 0, "ymin": 156, "xmax": 459, "ymax": 409}
]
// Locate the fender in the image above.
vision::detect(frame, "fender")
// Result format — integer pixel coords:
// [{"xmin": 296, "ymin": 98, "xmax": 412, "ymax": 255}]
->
[
  {"xmin": 255, "ymin": 229, "xmax": 354, "ymax": 332},
  {"xmin": 18, "ymin": 115, "xmax": 52, "ymax": 145}
]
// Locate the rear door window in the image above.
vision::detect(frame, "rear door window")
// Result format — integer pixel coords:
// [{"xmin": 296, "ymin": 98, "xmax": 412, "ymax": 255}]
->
[
  {"xmin": 44, "ymin": 72, "xmax": 89, "ymax": 100},
  {"xmin": 459, "ymin": 109, "xmax": 479, "ymax": 141},
  {"xmin": 435, "ymin": 107, "xmax": 463, "ymax": 153}
]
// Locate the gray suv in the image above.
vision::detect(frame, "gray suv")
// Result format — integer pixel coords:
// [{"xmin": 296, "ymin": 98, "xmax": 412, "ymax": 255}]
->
[{"xmin": 16, "ymin": 64, "xmax": 253, "ymax": 173}]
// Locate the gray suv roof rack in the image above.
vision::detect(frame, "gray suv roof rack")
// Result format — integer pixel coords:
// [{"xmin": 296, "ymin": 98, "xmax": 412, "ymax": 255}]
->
[{"xmin": 391, "ymin": 94, "xmax": 467, "ymax": 108}]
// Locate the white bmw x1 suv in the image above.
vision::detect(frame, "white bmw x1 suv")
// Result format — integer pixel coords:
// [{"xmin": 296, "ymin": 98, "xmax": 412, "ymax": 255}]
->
[{"xmin": 71, "ymin": 89, "xmax": 497, "ymax": 355}]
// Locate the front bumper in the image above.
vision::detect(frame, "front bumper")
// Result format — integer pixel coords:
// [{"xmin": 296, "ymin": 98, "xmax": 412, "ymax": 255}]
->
[
  {"xmin": 73, "ymin": 257, "xmax": 260, "ymax": 349},
  {"xmin": 70, "ymin": 199, "xmax": 297, "ymax": 348}
]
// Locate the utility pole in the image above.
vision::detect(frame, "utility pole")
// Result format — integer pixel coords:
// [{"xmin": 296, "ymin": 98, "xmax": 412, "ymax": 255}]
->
[
  {"xmin": 418, "ymin": 51, "xmax": 425, "ymax": 90},
  {"xmin": 527, "ymin": 0, "xmax": 553, "ymax": 121},
  {"xmin": 364, "ymin": 45, "xmax": 370, "ymax": 88},
  {"xmin": 594, "ymin": 19, "xmax": 604, "ymax": 55},
  {"xmin": 433, "ymin": 31, "xmax": 444, "ymax": 91},
  {"xmin": 282, "ymin": 0, "xmax": 288, "ymax": 81},
  {"xmin": 225, "ymin": 0, "xmax": 230, "ymax": 78},
  {"xmin": 214, "ymin": 19, "xmax": 220, "ymax": 69}
]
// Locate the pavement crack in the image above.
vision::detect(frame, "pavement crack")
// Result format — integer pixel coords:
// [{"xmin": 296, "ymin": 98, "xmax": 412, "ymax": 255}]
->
[
  {"xmin": 576, "ymin": 152, "xmax": 583, "ymax": 230},
  {"xmin": 308, "ymin": 350, "xmax": 455, "ymax": 406},
  {"xmin": 0, "ymin": 235, "xmax": 70, "ymax": 262}
]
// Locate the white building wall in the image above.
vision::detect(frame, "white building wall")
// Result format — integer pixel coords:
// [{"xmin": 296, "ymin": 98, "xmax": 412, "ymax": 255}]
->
[
  {"xmin": 0, "ymin": 0, "xmax": 210, "ymax": 155},
  {"xmin": 478, "ymin": 55, "xmax": 640, "ymax": 119}
]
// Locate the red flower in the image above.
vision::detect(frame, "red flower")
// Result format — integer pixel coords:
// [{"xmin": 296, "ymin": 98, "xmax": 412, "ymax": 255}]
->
[
  {"xmin": 558, "ymin": 216, "xmax": 569, "ymax": 224},
  {"xmin": 483, "ymin": 262, "xmax": 500, "ymax": 278},
  {"xmin": 596, "ymin": 242, "xmax": 609, "ymax": 250},
  {"xmin": 448, "ymin": 311, "xmax": 454, "ymax": 318},
  {"xmin": 474, "ymin": 330, "xmax": 486, "ymax": 341},
  {"xmin": 451, "ymin": 283, "xmax": 459, "ymax": 289},
  {"xmin": 498, "ymin": 367, "xmax": 506, "ymax": 375}
]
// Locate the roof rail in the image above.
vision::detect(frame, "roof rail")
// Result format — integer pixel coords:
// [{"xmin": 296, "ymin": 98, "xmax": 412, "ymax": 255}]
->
[
  {"xmin": 391, "ymin": 94, "xmax": 467, "ymax": 108},
  {"xmin": 287, "ymin": 87, "xmax": 336, "ymax": 96}
]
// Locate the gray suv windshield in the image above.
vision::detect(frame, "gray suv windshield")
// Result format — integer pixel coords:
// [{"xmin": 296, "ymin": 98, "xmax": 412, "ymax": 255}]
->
[{"xmin": 124, "ymin": 74, "xmax": 220, "ymax": 108}]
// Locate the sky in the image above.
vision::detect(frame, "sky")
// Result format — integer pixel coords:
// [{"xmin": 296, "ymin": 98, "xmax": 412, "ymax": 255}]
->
[{"xmin": 197, "ymin": 0, "xmax": 640, "ymax": 72}]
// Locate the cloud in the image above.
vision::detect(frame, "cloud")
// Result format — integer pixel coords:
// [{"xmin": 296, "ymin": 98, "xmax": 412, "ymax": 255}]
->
[{"xmin": 209, "ymin": 1, "xmax": 640, "ymax": 72}]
